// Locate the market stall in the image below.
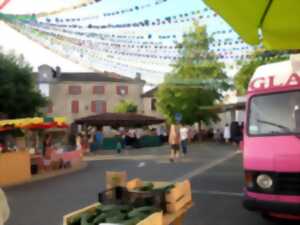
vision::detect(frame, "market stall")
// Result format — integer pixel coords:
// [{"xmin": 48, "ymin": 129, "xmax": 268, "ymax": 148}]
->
[
  {"xmin": 0, "ymin": 117, "xmax": 82, "ymax": 187},
  {"xmin": 75, "ymin": 113, "xmax": 165, "ymax": 150}
]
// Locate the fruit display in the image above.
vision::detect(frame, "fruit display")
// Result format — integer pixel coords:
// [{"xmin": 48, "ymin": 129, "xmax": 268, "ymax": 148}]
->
[{"xmin": 68, "ymin": 204, "xmax": 160, "ymax": 225}]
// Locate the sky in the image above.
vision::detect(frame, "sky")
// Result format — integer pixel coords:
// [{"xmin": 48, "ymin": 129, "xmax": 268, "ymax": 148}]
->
[
  {"xmin": 0, "ymin": 0, "xmax": 246, "ymax": 83},
  {"xmin": 0, "ymin": 21, "xmax": 91, "ymax": 72},
  {"xmin": 1, "ymin": 0, "xmax": 86, "ymax": 14}
]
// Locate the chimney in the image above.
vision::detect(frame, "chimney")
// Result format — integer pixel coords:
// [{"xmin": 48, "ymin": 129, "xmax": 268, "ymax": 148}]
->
[
  {"xmin": 135, "ymin": 72, "xmax": 142, "ymax": 80},
  {"xmin": 55, "ymin": 66, "xmax": 61, "ymax": 78}
]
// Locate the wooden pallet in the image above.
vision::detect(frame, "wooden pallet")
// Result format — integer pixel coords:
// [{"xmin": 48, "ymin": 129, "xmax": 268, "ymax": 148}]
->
[{"xmin": 63, "ymin": 202, "xmax": 163, "ymax": 225}]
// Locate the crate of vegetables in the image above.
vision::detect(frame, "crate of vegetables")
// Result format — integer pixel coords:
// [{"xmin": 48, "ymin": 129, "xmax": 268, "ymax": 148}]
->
[
  {"xmin": 127, "ymin": 179, "xmax": 192, "ymax": 214},
  {"xmin": 98, "ymin": 183, "xmax": 173, "ymax": 212},
  {"xmin": 63, "ymin": 202, "xmax": 163, "ymax": 225}
]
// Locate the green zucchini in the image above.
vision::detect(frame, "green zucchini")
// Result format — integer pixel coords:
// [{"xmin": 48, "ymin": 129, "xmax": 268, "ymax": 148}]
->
[
  {"xmin": 102, "ymin": 204, "xmax": 119, "ymax": 212},
  {"xmin": 95, "ymin": 205, "xmax": 102, "ymax": 214},
  {"xmin": 119, "ymin": 205, "xmax": 133, "ymax": 213},
  {"xmin": 93, "ymin": 210, "xmax": 123, "ymax": 224},
  {"xmin": 92, "ymin": 213, "xmax": 107, "ymax": 225},
  {"xmin": 102, "ymin": 204, "xmax": 132, "ymax": 212},
  {"xmin": 105, "ymin": 213, "xmax": 127, "ymax": 223},
  {"xmin": 80, "ymin": 213, "xmax": 93, "ymax": 225},
  {"xmin": 128, "ymin": 207, "xmax": 158, "ymax": 218},
  {"xmin": 153, "ymin": 184, "xmax": 175, "ymax": 193},
  {"xmin": 139, "ymin": 182, "xmax": 154, "ymax": 191},
  {"xmin": 68, "ymin": 217, "xmax": 81, "ymax": 225}
]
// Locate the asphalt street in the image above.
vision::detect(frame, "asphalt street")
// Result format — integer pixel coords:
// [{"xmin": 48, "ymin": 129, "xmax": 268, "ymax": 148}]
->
[{"xmin": 3, "ymin": 142, "xmax": 283, "ymax": 225}]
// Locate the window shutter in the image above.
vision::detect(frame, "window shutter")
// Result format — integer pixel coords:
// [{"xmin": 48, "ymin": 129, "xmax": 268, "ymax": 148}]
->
[
  {"xmin": 102, "ymin": 102, "xmax": 107, "ymax": 113},
  {"xmin": 91, "ymin": 101, "xmax": 96, "ymax": 113},
  {"xmin": 93, "ymin": 86, "xmax": 105, "ymax": 94},
  {"xmin": 69, "ymin": 86, "xmax": 81, "ymax": 95},
  {"xmin": 71, "ymin": 100, "xmax": 79, "ymax": 113},
  {"xmin": 116, "ymin": 86, "xmax": 128, "ymax": 95},
  {"xmin": 124, "ymin": 86, "xmax": 128, "ymax": 95}
]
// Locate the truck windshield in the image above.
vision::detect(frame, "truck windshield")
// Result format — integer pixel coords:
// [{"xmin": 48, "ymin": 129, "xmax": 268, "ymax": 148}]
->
[{"xmin": 248, "ymin": 91, "xmax": 300, "ymax": 136}]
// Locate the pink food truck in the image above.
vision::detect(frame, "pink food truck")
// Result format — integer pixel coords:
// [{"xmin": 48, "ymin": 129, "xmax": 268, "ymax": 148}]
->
[{"xmin": 243, "ymin": 55, "xmax": 300, "ymax": 220}]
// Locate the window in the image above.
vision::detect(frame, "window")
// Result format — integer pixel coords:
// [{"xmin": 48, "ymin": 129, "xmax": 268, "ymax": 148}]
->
[
  {"xmin": 248, "ymin": 91, "xmax": 300, "ymax": 136},
  {"xmin": 91, "ymin": 100, "xmax": 107, "ymax": 113},
  {"xmin": 93, "ymin": 85, "xmax": 105, "ymax": 95},
  {"xmin": 71, "ymin": 100, "xmax": 79, "ymax": 113},
  {"xmin": 151, "ymin": 98, "xmax": 157, "ymax": 111},
  {"xmin": 68, "ymin": 85, "xmax": 81, "ymax": 95},
  {"xmin": 116, "ymin": 86, "xmax": 128, "ymax": 96}
]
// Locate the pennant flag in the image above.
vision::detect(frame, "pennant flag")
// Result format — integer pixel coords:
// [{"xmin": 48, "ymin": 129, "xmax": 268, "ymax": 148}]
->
[{"xmin": 0, "ymin": 0, "xmax": 11, "ymax": 10}]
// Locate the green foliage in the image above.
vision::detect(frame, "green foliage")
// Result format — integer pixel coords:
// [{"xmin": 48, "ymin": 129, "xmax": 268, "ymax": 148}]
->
[
  {"xmin": 156, "ymin": 23, "xmax": 230, "ymax": 125},
  {"xmin": 114, "ymin": 100, "xmax": 138, "ymax": 113},
  {"xmin": 0, "ymin": 50, "xmax": 48, "ymax": 118},
  {"xmin": 234, "ymin": 49, "xmax": 291, "ymax": 95}
]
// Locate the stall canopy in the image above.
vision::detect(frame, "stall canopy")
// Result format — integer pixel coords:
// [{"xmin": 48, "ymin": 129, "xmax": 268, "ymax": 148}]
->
[
  {"xmin": 0, "ymin": 117, "xmax": 68, "ymax": 131},
  {"xmin": 75, "ymin": 113, "xmax": 165, "ymax": 127},
  {"xmin": 204, "ymin": 0, "xmax": 300, "ymax": 49}
]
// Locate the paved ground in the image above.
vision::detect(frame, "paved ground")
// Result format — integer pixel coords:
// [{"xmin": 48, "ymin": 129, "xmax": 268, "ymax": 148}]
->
[{"xmin": 4, "ymin": 142, "xmax": 281, "ymax": 225}]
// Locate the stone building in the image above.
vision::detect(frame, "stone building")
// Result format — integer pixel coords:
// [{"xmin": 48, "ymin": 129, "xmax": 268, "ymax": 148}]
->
[
  {"xmin": 37, "ymin": 65, "xmax": 145, "ymax": 122},
  {"xmin": 141, "ymin": 87, "xmax": 163, "ymax": 119}
]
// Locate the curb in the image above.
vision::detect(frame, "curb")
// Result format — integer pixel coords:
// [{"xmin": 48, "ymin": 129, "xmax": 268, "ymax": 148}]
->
[{"xmin": 3, "ymin": 161, "xmax": 88, "ymax": 189}]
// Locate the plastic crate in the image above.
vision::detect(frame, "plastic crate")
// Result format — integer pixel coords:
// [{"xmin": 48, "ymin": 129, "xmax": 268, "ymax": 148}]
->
[{"xmin": 98, "ymin": 186, "xmax": 167, "ymax": 211}]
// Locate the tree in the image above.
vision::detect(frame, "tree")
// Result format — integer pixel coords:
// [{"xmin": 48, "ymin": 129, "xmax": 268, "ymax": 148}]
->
[
  {"xmin": 156, "ymin": 23, "xmax": 230, "ymax": 125},
  {"xmin": 0, "ymin": 50, "xmax": 47, "ymax": 118},
  {"xmin": 114, "ymin": 100, "xmax": 138, "ymax": 113},
  {"xmin": 234, "ymin": 49, "xmax": 293, "ymax": 95}
]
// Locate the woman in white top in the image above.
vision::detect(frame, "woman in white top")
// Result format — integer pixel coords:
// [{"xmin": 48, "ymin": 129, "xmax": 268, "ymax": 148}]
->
[
  {"xmin": 180, "ymin": 125, "xmax": 189, "ymax": 155},
  {"xmin": 223, "ymin": 123, "xmax": 231, "ymax": 143},
  {"xmin": 0, "ymin": 188, "xmax": 9, "ymax": 225}
]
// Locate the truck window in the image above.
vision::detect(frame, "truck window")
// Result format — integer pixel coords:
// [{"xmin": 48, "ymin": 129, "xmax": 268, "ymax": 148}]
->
[{"xmin": 248, "ymin": 91, "xmax": 300, "ymax": 135}]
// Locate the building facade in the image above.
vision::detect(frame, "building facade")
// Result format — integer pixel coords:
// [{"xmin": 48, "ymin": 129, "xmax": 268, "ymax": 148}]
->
[
  {"xmin": 141, "ymin": 87, "xmax": 164, "ymax": 119},
  {"xmin": 38, "ymin": 65, "xmax": 145, "ymax": 122}
]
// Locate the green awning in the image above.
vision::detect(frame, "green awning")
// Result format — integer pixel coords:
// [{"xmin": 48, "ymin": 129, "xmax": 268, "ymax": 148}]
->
[{"xmin": 204, "ymin": 0, "xmax": 300, "ymax": 50}]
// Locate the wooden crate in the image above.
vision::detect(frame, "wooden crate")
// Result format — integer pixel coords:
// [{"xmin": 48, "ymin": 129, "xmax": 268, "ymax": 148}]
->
[
  {"xmin": 165, "ymin": 180, "xmax": 192, "ymax": 213},
  {"xmin": 126, "ymin": 178, "xmax": 144, "ymax": 190},
  {"xmin": 126, "ymin": 179, "xmax": 192, "ymax": 214},
  {"xmin": 63, "ymin": 203, "xmax": 100, "ymax": 225},
  {"xmin": 106, "ymin": 171, "xmax": 127, "ymax": 189},
  {"xmin": 63, "ymin": 203, "xmax": 163, "ymax": 225},
  {"xmin": 138, "ymin": 211, "xmax": 162, "ymax": 225},
  {"xmin": 126, "ymin": 179, "xmax": 170, "ymax": 190}
]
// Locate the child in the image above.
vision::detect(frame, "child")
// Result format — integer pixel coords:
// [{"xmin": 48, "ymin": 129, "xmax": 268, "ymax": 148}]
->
[{"xmin": 116, "ymin": 141, "xmax": 122, "ymax": 154}]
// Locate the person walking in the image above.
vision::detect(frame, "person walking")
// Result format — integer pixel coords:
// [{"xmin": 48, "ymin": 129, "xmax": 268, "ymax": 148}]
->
[
  {"xmin": 0, "ymin": 188, "xmax": 9, "ymax": 225},
  {"xmin": 180, "ymin": 124, "xmax": 189, "ymax": 155},
  {"xmin": 94, "ymin": 127, "xmax": 103, "ymax": 150},
  {"xmin": 223, "ymin": 123, "xmax": 231, "ymax": 143},
  {"xmin": 75, "ymin": 133, "xmax": 82, "ymax": 150},
  {"xmin": 168, "ymin": 124, "xmax": 180, "ymax": 162}
]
